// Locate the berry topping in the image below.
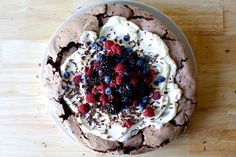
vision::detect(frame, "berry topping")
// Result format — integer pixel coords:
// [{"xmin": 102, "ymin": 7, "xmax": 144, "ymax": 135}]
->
[
  {"xmin": 63, "ymin": 72, "xmax": 70, "ymax": 79},
  {"xmin": 152, "ymin": 91, "xmax": 161, "ymax": 100},
  {"xmin": 91, "ymin": 87, "xmax": 98, "ymax": 95},
  {"xmin": 105, "ymin": 87, "xmax": 112, "ymax": 95},
  {"xmin": 105, "ymin": 40, "xmax": 114, "ymax": 50},
  {"xmin": 98, "ymin": 84, "xmax": 106, "ymax": 94},
  {"xmin": 131, "ymin": 79, "xmax": 138, "ymax": 87},
  {"xmin": 81, "ymin": 74, "xmax": 87, "ymax": 83},
  {"xmin": 139, "ymin": 103, "xmax": 146, "ymax": 110},
  {"xmin": 143, "ymin": 107, "xmax": 155, "ymax": 117},
  {"xmin": 63, "ymin": 85, "xmax": 70, "ymax": 91},
  {"xmin": 92, "ymin": 42, "xmax": 98, "ymax": 50},
  {"xmin": 96, "ymin": 53, "xmax": 103, "ymax": 62},
  {"xmin": 142, "ymin": 96, "xmax": 149, "ymax": 104},
  {"xmin": 98, "ymin": 46, "xmax": 103, "ymax": 51},
  {"xmin": 86, "ymin": 93, "xmax": 96, "ymax": 103},
  {"xmin": 132, "ymin": 100, "xmax": 139, "ymax": 108},
  {"xmin": 99, "ymin": 95, "xmax": 107, "ymax": 106},
  {"xmin": 73, "ymin": 75, "xmax": 81, "ymax": 85},
  {"xmin": 115, "ymin": 63, "xmax": 125, "ymax": 74},
  {"xmin": 124, "ymin": 119, "xmax": 133, "ymax": 128},
  {"xmin": 116, "ymin": 75, "xmax": 123, "ymax": 85},
  {"xmin": 125, "ymin": 83, "xmax": 131, "ymax": 90},
  {"xmin": 156, "ymin": 76, "xmax": 165, "ymax": 84},
  {"xmin": 111, "ymin": 43, "xmax": 119, "ymax": 52},
  {"xmin": 79, "ymin": 104, "xmax": 90, "ymax": 115},
  {"xmin": 104, "ymin": 75, "xmax": 111, "ymax": 84},
  {"xmin": 100, "ymin": 36, "xmax": 106, "ymax": 42},
  {"xmin": 109, "ymin": 80, "xmax": 116, "ymax": 88},
  {"xmin": 136, "ymin": 59, "xmax": 143, "ymax": 67},
  {"xmin": 123, "ymin": 34, "xmax": 130, "ymax": 41}
]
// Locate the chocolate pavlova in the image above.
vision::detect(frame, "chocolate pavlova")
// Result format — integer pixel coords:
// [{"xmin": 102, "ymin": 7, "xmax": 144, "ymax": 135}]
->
[{"xmin": 42, "ymin": 3, "xmax": 197, "ymax": 155}]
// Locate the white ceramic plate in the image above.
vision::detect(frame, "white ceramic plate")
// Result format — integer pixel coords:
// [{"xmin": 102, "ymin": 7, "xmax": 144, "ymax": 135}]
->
[{"xmin": 41, "ymin": 0, "xmax": 196, "ymax": 143}]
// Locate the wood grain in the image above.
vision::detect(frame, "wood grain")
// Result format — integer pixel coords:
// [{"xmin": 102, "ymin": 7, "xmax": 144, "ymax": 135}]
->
[{"xmin": 0, "ymin": 0, "xmax": 236, "ymax": 157}]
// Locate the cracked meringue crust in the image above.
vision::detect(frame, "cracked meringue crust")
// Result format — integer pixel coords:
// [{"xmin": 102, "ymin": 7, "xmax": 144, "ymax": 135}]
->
[{"xmin": 42, "ymin": 3, "xmax": 197, "ymax": 155}]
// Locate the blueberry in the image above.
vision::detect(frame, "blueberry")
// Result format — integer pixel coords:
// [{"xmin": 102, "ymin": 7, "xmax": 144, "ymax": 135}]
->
[
  {"xmin": 100, "ymin": 36, "xmax": 106, "ymax": 42},
  {"xmin": 139, "ymin": 103, "xmax": 146, "ymax": 110},
  {"xmin": 126, "ymin": 47, "xmax": 133, "ymax": 53},
  {"xmin": 123, "ymin": 34, "xmax": 130, "ymax": 41},
  {"xmin": 156, "ymin": 76, "xmax": 165, "ymax": 84},
  {"xmin": 121, "ymin": 103, "xmax": 128, "ymax": 109},
  {"xmin": 105, "ymin": 87, "xmax": 112, "ymax": 95},
  {"xmin": 98, "ymin": 69, "xmax": 103, "ymax": 76},
  {"xmin": 136, "ymin": 59, "xmax": 143, "ymax": 67},
  {"xmin": 63, "ymin": 72, "xmax": 70, "ymax": 79},
  {"xmin": 118, "ymin": 87, "xmax": 123, "ymax": 93},
  {"xmin": 63, "ymin": 85, "xmax": 70, "ymax": 91},
  {"xmin": 142, "ymin": 69, "xmax": 149, "ymax": 75},
  {"xmin": 96, "ymin": 53, "xmax": 103, "ymax": 61},
  {"xmin": 83, "ymin": 88, "xmax": 88, "ymax": 93},
  {"xmin": 142, "ymin": 97, "xmax": 149, "ymax": 104},
  {"xmin": 125, "ymin": 83, "xmax": 131, "ymax": 90},
  {"xmin": 92, "ymin": 42, "xmax": 98, "ymax": 49},
  {"xmin": 143, "ymin": 55, "xmax": 151, "ymax": 62},
  {"xmin": 81, "ymin": 74, "xmax": 87, "ymax": 83},
  {"xmin": 104, "ymin": 76, "xmax": 111, "ymax": 84},
  {"xmin": 124, "ymin": 71, "xmax": 129, "ymax": 77},
  {"xmin": 98, "ymin": 46, "xmax": 103, "ymax": 51}
]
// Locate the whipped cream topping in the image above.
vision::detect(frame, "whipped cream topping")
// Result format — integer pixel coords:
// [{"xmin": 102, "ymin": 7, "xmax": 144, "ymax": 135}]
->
[{"xmin": 60, "ymin": 16, "xmax": 182, "ymax": 142}]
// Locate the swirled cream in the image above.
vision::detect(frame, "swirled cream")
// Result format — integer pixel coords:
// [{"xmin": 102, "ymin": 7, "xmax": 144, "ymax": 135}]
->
[{"xmin": 60, "ymin": 16, "xmax": 182, "ymax": 142}]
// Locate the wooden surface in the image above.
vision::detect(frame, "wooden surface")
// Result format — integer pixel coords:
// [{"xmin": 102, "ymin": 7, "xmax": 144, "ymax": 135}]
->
[{"xmin": 0, "ymin": 0, "xmax": 236, "ymax": 157}]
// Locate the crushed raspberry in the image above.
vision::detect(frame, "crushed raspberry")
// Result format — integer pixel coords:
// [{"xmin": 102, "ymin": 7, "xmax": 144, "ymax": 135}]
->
[
  {"xmin": 105, "ymin": 40, "xmax": 114, "ymax": 50},
  {"xmin": 124, "ymin": 119, "xmax": 133, "ymax": 128},
  {"xmin": 143, "ymin": 107, "xmax": 155, "ymax": 117},
  {"xmin": 115, "ymin": 63, "xmax": 125, "ymax": 74},
  {"xmin": 79, "ymin": 104, "xmax": 90, "ymax": 114},
  {"xmin": 86, "ymin": 93, "xmax": 96, "ymax": 103},
  {"xmin": 91, "ymin": 87, "xmax": 98, "ymax": 95}
]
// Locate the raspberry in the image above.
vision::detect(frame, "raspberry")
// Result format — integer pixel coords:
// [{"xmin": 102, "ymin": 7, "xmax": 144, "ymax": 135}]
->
[
  {"xmin": 86, "ymin": 93, "xmax": 96, "ymax": 103},
  {"xmin": 73, "ymin": 75, "xmax": 81, "ymax": 85},
  {"xmin": 105, "ymin": 40, "xmax": 114, "ymax": 50},
  {"xmin": 152, "ymin": 91, "xmax": 161, "ymax": 100},
  {"xmin": 85, "ymin": 67, "xmax": 93, "ymax": 77},
  {"xmin": 132, "ymin": 100, "xmax": 139, "ymax": 109},
  {"xmin": 116, "ymin": 45, "xmax": 122, "ymax": 54},
  {"xmin": 99, "ymin": 95, "xmax": 107, "ymax": 106},
  {"xmin": 131, "ymin": 78, "xmax": 138, "ymax": 87},
  {"xmin": 91, "ymin": 87, "xmax": 98, "ymax": 95},
  {"xmin": 149, "ymin": 69, "xmax": 156, "ymax": 77},
  {"xmin": 116, "ymin": 75, "xmax": 123, "ymax": 85},
  {"xmin": 111, "ymin": 43, "xmax": 122, "ymax": 54},
  {"xmin": 109, "ymin": 80, "xmax": 116, "ymax": 88},
  {"xmin": 143, "ymin": 107, "xmax": 155, "ymax": 117},
  {"xmin": 98, "ymin": 84, "xmax": 106, "ymax": 94},
  {"xmin": 124, "ymin": 119, "xmax": 133, "ymax": 128},
  {"xmin": 79, "ymin": 104, "xmax": 90, "ymax": 114},
  {"xmin": 115, "ymin": 63, "xmax": 125, "ymax": 74},
  {"xmin": 93, "ymin": 61, "xmax": 100, "ymax": 69}
]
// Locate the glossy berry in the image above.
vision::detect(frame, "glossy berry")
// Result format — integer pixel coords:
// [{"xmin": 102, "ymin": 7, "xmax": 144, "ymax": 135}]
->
[
  {"xmin": 99, "ymin": 95, "xmax": 107, "ymax": 106},
  {"xmin": 143, "ymin": 55, "xmax": 151, "ymax": 62},
  {"xmin": 98, "ymin": 69, "xmax": 103, "ymax": 76},
  {"xmin": 116, "ymin": 75, "xmax": 123, "ymax": 85},
  {"xmin": 98, "ymin": 46, "xmax": 103, "ymax": 51},
  {"xmin": 81, "ymin": 74, "xmax": 87, "ymax": 83},
  {"xmin": 91, "ymin": 87, "xmax": 98, "ymax": 95},
  {"xmin": 85, "ymin": 67, "xmax": 93, "ymax": 77},
  {"xmin": 100, "ymin": 36, "xmax": 106, "ymax": 42},
  {"xmin": 143, "ymin": 107, "xmax": 155, "ymax": 117},
  {"xmin": 92, "ymin": 42, "xmax": 98, "ymax": 50},
  {"xmin": 136, "ymin": 59, "xmax": 143, "ymax": 67},
  {"xmin": 139, "ymin": 103, "xmax": 146, "ymax": 110},
  {"xmin": 156, "ymin": 76, "xmax": 165, "ymax": 84},
  {"xmin": 98, "ymin": 84, "xmax": 106, "ymax": 94},
  {"xmin": 124, "ymin": 71, "xmax": 129, "ymax": 77},
  {"xmin": 104, "ymin": 75, "xmax": 111, "ymax": 84},
  {"xmin": 118, "ymin": 87, "xmax": 123, "ymax": 93},
  {"xmin": 152, "ymin": 91, "xmax": 161, "ymax": 100},
  {"xmin": 115, "ymin": 63, "xmax": 125, "ymax": 74},
  {"xmin": 125, "ymin": 83, "xmax": 131, "ymax": 90},
  {"xmin": 105, "ymin": 87, "xmax": 112, "ymax": 95},
  {"xmin": 109, "ymin": 80, "xmax": 116, "ymax": 88},
  {"xmin": 73, "ymin": 75, "xmax": 81, "ymax": 85},
  {"xmin": 142, "ymin": 96, "xmax": 149, "ymax": 104},
  {"xmin": 124, "ymin": 119, "xmax": 133, "ymax": 128},
  {"xmin": 105, "ymin": 40, "xmax": 114, "ymax": 50},
  {"xmin": 126, "ymin": 47, "xmax": 133, "ymax": 53},
  {"xmin": 96, "ymin": 53, "xmax": 103, "ymax": 62},
  {"xmin": 123, "ymin": 34, "xmax": 130, "ymax": 41},
  {"xmin": 79, "ymin": 104, "xmax": 90, "ymax": 115},
  {"xmin": 111, "ymin": 43, "xmax": 122, "ymax": 54},
  {"xmin": 132, "ymin": 100, "xmax": 139, "ymax": 108},
  {"xmin": 63, "ymin": 85, "xmax": 70, "ymax": 91},
  {"xmin": 63, "ymin": 72, "xmax": 70, "ymax": 79},
  {"xmin": 86, "ymin": 93, "xmax": 96, "ymax": 103}
]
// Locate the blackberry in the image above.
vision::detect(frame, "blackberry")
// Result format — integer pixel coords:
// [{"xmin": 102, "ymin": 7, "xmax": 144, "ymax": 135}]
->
[
  {"xmin": 101, "ymin": 56, "xmax": 113, "ymax": 74},
  {"xmin": 120, "ymin": 89, "xmax": 133, "ymax": 104},
  {"xmin": 88, "ymin": 72, "xmax": 101, "ymax": 86},
  {"xmin": 126, "ymin": 51, "xmax": 138, "ymax": 61}
]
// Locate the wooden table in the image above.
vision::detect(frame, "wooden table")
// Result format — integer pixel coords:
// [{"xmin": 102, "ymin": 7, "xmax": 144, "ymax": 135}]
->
[{"xmin": 1, "ymin": 0, "xmax": 236, "ymax": 156}]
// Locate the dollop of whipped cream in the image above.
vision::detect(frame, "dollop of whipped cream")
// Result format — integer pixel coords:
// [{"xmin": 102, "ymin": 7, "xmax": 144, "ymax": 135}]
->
[{"xmin": 60, "ymin": 16, "xmax": 182, "ymax": 142}]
